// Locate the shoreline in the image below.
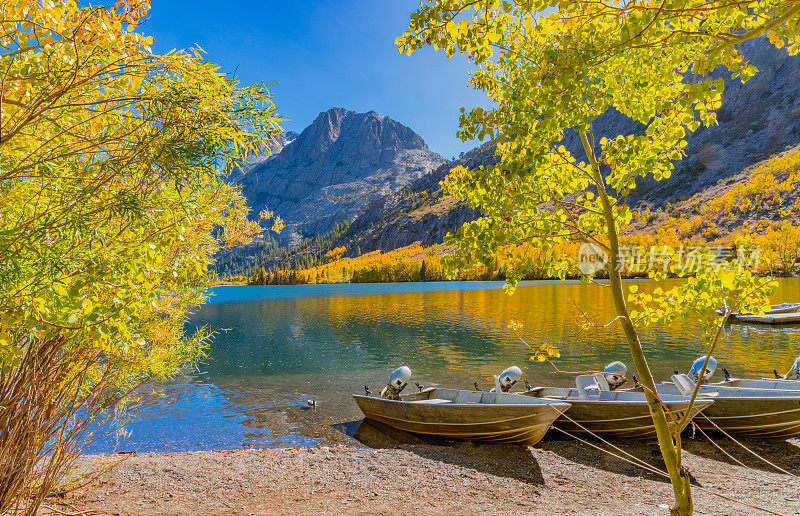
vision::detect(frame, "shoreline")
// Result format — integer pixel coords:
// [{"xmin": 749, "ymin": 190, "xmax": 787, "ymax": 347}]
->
[
  {"xmin": 59, "ymin": 435, "xmax": 800, "ymax": 515},
  {"xmin": 229, "ymin": 274, "xmax": 800, "ymax": 287}
]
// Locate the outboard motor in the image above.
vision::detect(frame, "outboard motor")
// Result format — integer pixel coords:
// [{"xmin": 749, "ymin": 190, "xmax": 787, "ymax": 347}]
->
[
  {"xmin": 688, "ymin": 356, "xmax": 717, "ymax": 383},
  {"xmin": 494, "ymin": 366, "xmax": 522, "ymax": 393},
  {"xmin": 602, "ymin": 361, "xmax": 627, "ymax": 391},
  {"xmin": 380, "ymin": 366, "xmax": 412, "ymax": 400},
  {"xmin": 784, "ymin": 356, "xmax": 800, "ymax": 380}
]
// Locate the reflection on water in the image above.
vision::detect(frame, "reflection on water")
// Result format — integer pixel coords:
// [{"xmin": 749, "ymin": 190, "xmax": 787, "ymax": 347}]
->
[
  {"xmin": 86, "ymin": 382, "xmax": 324, "ymax": 453},
  {"xmin": 89, "ymin": 279, "xmax": 800, "ymax": 453}
]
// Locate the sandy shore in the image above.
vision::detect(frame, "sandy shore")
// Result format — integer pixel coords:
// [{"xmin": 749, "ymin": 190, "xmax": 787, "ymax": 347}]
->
[{"xmin": 55, "ymin": 429, "xmax": 800, "ymax": 515}]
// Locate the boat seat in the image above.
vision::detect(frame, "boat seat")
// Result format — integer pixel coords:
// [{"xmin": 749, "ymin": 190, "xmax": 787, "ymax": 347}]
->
[
  {"xmin": 671, "ymin": 374, "xmax": 696, "ymax": 396},
  {"xmin": 576, "ymin": 374, "xmax": 602, "ymax": 399},
  {"xmin": 593, "ymin": 373, "xmax": 610, "ymax": 391},
  {"xmin": 409, "ymin": 398, "xmax": 452, "ymax": 404}
]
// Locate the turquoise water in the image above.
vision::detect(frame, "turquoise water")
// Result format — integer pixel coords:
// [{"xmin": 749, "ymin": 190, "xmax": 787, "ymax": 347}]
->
[{"xmin": 87, "ymin": 279, "xmax": 800, "ymax": 453}]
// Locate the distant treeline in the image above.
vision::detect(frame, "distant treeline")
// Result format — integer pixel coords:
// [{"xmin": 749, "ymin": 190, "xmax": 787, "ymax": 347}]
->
[
  {"xmin": 245, "ymin": 242, "xmax": 592, "ymax": 285},
  {"xmin": 214, "ymin": 221, "xmax": 351, "ymax": 277},
  {"xmin": 232, "ymin": 222, "xmax": 799, "ymax": 286},
  {"xmin": 247, "ymin": 244, "xmax": 484, "ymax": 285}
]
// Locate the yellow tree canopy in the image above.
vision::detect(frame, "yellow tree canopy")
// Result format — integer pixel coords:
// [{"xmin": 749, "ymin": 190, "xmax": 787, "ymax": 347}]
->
[{"xmin": 0, "ymin": 0, "xmax": 282, "ymax": 383}]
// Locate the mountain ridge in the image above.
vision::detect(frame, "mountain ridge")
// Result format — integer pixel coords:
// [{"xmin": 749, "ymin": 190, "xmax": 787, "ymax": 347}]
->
[
  {"xmin": 218, "ymin": 37, "xmax": 800, "ymax": 278},
  {"xmin": 330, "ymin": 37, "xmax": 800, "ymax": 255},
  {"xmin": 239, "ymin": 107, "xmax": 446, "ymax": 245}
]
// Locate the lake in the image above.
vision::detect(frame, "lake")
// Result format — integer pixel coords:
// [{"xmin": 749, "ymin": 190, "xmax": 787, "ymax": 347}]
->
[{"xmin": 86, "ymin": 279, "xmax": 800, "ymax": 453}]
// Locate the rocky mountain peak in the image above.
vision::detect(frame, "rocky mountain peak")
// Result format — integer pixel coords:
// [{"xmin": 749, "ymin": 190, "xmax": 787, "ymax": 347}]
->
[{"xmin": 239, "ymin": 108, "xmax": 446, "ymax": 244}]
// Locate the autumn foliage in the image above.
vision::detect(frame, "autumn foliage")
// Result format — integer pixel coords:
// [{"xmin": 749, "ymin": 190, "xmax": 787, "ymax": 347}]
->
[
  {"xmin": 0, "ymin": 0, "xmax": 281, "ymax": 511},
  {"xmin": 251, "ymin": 151, "xmax": 800, "ymax": 288}
]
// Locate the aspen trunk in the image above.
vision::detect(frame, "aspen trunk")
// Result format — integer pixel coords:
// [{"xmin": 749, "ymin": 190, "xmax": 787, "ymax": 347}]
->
[{"xmin": 580, "ymin": 131, "xmax": 692, "ymax": 515}]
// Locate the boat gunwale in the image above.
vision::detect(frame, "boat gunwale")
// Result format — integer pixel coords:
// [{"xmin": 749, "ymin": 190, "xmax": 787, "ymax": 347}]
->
[
  {"xmin": 523, "ymin": 387, "xmax": 716, "ymax": 406},
  {"xmin": 526, "ymin": 396, "xmax": 715, "ymax": 406},
  {"xmin": 655, "ymin": 383, "xmax": 800, "ymax": 400},
  {"xmin": 351, "ymin": 393, "xmax": 571, "ymax": 410}
]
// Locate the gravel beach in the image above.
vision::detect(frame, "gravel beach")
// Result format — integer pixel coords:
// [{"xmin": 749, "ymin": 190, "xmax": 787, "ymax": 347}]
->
[{"xmin": 56, "ymin": 426, "xmax": 800, "ymax": 515}]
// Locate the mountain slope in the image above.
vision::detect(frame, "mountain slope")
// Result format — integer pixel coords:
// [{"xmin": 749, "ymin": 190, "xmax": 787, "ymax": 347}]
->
[
  {"xmin": 219, "ymin": 38, "xmax": 800, "ymax": 279},
  {"xmin": 239, "ymin": 131, "xmax": 299, "ymax": 173},
  {"xmin": 335, "ymin": 37, "xmax": 800, "ymax": 255},
  {"xmin": 627, "ymin": 143, "xmax": 800, "ymax": 238},
  {"xmin": 556, "ymin": 37, "xmax": 800, "ymax": 203},
  {"xmin": 239, "ymin": 108, "xmax": 446, "ymax": 244},
  {"xmin": 336, "ymin": 142, "xmax": 499, "ymax": 255}
]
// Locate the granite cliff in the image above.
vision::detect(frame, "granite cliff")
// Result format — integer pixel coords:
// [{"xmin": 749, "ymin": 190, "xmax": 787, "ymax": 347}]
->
[
  {"xmin": 556, "ymin": 38, "xmax": 800, "ymax": 203},
  {"xmin": 239, "ymin": 108, "xmax": 446, "ymax": 245},
  {"xmin": 336, "ymin": 142, "xmax": 498, "ymax": 256}
]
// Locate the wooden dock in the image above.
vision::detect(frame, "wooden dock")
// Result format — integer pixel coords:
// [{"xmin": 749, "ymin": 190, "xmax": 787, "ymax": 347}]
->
[{"xmin": 731, "ymin": 312, "xmax": 800, "ymax": 325}]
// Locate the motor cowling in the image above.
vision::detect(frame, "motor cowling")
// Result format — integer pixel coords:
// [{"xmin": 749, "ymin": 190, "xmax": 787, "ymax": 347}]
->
[
  {"xmin": 603, "ymin": 361, "xmax": 627, "ymax": 390},
  {"xmin": 688, "ymin": 356, "xmax": 717, "ymax": 383},
  {"xmin": 380, "ymin": 366, "xmax": 412, "ymax": 400},
  {"xmin": 494, "ymin": 366, "xmax": 522, "ymax": 393},
  {"xmin": 784, "ymin": 356, "xmax": 800, "ymax": 380}
]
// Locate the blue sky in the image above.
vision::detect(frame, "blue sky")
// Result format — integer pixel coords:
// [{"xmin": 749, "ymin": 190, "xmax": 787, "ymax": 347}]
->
[{"xmin": 140, "ymin": 0, "xmax": 493, "ymax": 159}]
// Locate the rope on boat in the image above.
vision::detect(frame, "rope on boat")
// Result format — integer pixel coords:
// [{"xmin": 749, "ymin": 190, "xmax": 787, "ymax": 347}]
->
[
  {"xmin": 697, "ymin": 413, "xmax": 798, "ymax": 478},
  {"xmin": 549, "ymin": 412, "xmax": 672, "ymax": 476},
  {"xmin": 546, "ymin": 406, "xmax": 785, "ymax": 515},
  {"xmin": 549, "ymin": 407, "xmax": 673, "ymax": 475},
  {"xmin": 549, "ymin": 424, "xmax": 782, "ymax": 515}
]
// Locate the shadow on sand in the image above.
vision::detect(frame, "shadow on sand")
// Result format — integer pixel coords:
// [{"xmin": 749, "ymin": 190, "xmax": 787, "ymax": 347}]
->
[
  {"xmin": 334, "ymin": 417, "xmax": 800, "ymax": 487},
  {"xmin": 341, "ymin": 418, "xmax": 545, "ymax": 485},
  {"xmin": 682, "ymin": 433, "xmax": 800, "ymax": 476},
  {"xmin": 535, "ymin": 435, "xmax": 689, "ymax": 484}
]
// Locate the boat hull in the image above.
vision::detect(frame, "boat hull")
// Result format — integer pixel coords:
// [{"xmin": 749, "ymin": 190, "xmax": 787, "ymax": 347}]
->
[
  {"xmin": 550, "ymin": 400, "xmax": 709, "ymax": 439},
  {"xmin": 718, "ymin": 302, "xmax": 800, "ymax": 317},
  {"xmin": 686, "ymin": 397, "xmax": 800, "ymax": 438},
  {"xmin": 352, "ymin": 391, "xmax": 569, "ymax": 445},
  {"xmin": 767, "ymin": 303, "xmax": 800, "ymax": 314},
  {"xmin": 729, "ymin": 312, "xmax": 800, "ymax": 324},
  {"xmin": 522, "ymin": 389, "xmax": 713, "ymax": 439},
  {"xmin": 657, "ymin": 384, "xmax": 800, "ymax": 438}
]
